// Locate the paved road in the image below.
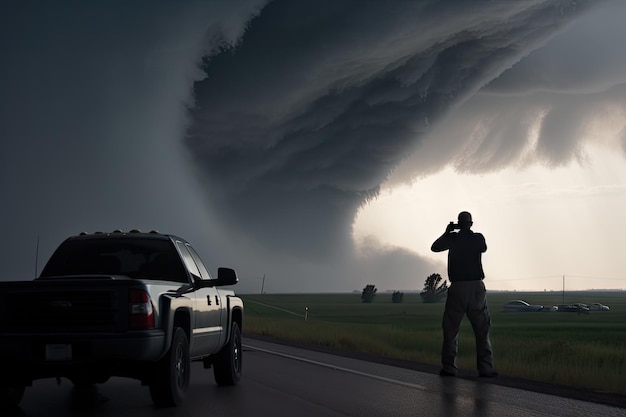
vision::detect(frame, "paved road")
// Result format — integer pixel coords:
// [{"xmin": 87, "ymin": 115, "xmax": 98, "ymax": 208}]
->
[{"xmin": 9, "ymin": 338, "xmax": 625, "ymax": 417}]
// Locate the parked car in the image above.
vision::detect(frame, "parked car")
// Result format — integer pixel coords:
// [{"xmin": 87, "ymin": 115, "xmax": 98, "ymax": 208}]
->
[
  {"xmin": 557, "ymin": 304, "xmax": 590, "ymax": 314},
  {"xmin": 503, "ymin": 300, "xmax": 544, "ymax": 312},
  {"xmin": 588, "ymin": 302, "xmax": 610, "ymax": 311}
]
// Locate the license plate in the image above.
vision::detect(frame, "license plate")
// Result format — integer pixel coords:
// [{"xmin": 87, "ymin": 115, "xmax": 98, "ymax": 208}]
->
[{"xmin": 45, "ymin": 344, "xmax": 72, "ymax": 361}]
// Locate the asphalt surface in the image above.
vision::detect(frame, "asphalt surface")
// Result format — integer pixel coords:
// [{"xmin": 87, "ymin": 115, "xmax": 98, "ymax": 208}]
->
[
  {"xmin": 7, "ymin": 337, "xmax": 625, "ymax": 417},
  {"xmin": 245, "ymin": 334, "xmax": 626, "ymax": 410}
]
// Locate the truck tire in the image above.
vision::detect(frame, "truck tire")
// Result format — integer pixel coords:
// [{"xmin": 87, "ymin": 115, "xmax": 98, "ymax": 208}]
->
[
  {"xmin": 149, "ymin": 327, "xmax": 190, "ymax": 407},
  {"xmin": 213, "ymin": 321, "xmax": 242, "ymax": 386},
  {"xmin": 0, "ymin": 384, "xmax": 25, "ymax": 408}
]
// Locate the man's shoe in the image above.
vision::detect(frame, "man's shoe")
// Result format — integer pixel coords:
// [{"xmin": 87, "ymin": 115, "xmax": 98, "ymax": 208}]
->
[
  {"xmin": 439, "ymin": 369, "xmax": 456, "ymax": 377},
  {"xmin": 479, "ymin": 371, "xmax": 498, "ymax": 378}
]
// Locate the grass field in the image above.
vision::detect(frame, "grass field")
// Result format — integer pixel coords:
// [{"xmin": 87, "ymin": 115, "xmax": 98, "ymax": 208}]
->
[{"xmin": 240, "ymin": 291, "xmax": 626, "ymax": 395}]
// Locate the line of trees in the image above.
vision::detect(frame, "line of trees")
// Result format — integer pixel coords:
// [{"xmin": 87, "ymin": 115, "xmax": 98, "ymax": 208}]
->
[{"xmin": 360, "ymin": 273, "xmax": 448, "ymax": 304}]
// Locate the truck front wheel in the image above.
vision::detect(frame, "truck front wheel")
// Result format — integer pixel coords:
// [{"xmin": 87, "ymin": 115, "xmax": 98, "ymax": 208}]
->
[
  {"xmin": 149, "ymin": 327, "xmax": 190, "ymax": 407},
  {"xmin": 213, "ymin": 321, "xmax": 242, "ymax": 385}
]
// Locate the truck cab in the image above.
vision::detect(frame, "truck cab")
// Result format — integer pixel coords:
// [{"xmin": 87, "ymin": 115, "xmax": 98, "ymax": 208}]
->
[{"xmin": 0, "ymin": 230, "xmax": 243, "ymax": 408}]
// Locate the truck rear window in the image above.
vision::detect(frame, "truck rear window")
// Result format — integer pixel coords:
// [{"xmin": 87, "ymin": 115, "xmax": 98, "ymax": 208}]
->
[{"xmin": 40, "ymin": 238, "xmax": 189, "ymax": 283}]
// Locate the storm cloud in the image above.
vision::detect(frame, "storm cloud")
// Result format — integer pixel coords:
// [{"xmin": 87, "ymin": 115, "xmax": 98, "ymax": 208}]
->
[
  {"xmin": 1, "ymin": 1, "xmax": 624, "ymax": 292},
  {"xmin": 185, "ymin": 2, "xmax": 620, "ymax": 264}
]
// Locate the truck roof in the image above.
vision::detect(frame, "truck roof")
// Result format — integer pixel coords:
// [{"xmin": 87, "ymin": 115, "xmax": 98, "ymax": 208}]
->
[
  {"xmin": 65, "ymin": 230, "xmax": 188, "ymax": 244},
  {"xmin": 40, "ymin": 230, "xmax": 191, "ymax": 281}
]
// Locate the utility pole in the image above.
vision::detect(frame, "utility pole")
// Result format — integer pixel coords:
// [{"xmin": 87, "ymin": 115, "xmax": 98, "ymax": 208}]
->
[
  {"xmin": 562, "ymin": 275, "xmax": 565, "ymax": 304},
  {"xmin": 261, "ymin": 274, "xmax": 265, "ymax": 294},
  {"xmin": 35, "ymin": 235, "xmax": 40, "ymax": 278}
]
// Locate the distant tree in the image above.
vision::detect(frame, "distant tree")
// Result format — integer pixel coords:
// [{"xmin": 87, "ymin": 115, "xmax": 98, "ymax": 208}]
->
[
  {"xmin": 392, "ymin": 291, "xmax": 404, "ymax": 303},
  {"xmin": 420, "ymin": 273, "xmax": 448, "ymax": 303},
  {"xmin": 361, "ymin": 284, "xmax": 377, "ymax": 303}
]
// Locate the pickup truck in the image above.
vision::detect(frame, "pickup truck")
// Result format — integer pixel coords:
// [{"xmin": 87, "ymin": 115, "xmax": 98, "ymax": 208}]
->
[{"xmin": 0, "ymin": 230, "xmax": 244, "ymax": 408}]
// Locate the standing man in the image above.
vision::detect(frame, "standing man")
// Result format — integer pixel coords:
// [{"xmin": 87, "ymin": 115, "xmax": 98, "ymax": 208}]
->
[{"xmin": 431, "ymin": 211, "xmax": 497, "ymax": 377}]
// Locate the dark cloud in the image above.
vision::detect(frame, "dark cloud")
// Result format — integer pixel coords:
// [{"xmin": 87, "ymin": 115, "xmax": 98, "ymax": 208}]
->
[
  {"xmin": 1, "ymin": 0, "xmax": 623, "ymax": 293},
  {"xmin": 486, "ymin": 2, "xmax": 626, "ymax": 95},
  {"xmin": 387, "ymin": 1, "xmax": 626, "ymax": 182},
  {"xmin": 0, "ymin": 0, "xmax": 265, "ymax": 281},
  {"xmin": 186, "ymin": 0, "xmax": 605, "ymax": 261}
]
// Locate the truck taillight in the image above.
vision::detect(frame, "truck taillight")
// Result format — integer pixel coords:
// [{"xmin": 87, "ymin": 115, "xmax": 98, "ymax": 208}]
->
[{"xmin": 129, "ymin": 289, "xmax": 155, "ymax": 330}]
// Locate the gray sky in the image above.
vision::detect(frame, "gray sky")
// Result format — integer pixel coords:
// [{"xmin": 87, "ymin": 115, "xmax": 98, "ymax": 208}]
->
[{"xmin": 2, "ymin": 1, "xmax": 625, "ymax": 293}]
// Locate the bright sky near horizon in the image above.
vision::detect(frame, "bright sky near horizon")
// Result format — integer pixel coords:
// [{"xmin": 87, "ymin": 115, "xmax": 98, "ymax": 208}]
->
[{"xmin": 353, "ymin": 144, "xmax": 626, "ymax": 292}]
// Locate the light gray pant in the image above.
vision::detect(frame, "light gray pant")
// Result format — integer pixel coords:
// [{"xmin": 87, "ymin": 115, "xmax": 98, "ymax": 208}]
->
[{"xmin": 441, "ymin": 280, "xmax": 494, "ymax": 374}]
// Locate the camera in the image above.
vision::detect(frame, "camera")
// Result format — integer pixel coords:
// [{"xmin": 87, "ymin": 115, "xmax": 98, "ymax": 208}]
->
[{"xmin": 449, "ymin": 222, "xmax": 460, "ymax": 230}]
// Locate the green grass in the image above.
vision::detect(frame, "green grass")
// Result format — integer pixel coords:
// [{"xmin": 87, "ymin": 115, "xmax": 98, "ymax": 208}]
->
[{"xmin": 240, "ymin": 291, "xmax": 626, "ymax": 395}]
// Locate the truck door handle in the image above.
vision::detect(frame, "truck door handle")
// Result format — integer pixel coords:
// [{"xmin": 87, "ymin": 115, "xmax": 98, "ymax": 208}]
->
[{"xmin": 207, "ymin": 295, "xmax": 212, "ymax": 305}]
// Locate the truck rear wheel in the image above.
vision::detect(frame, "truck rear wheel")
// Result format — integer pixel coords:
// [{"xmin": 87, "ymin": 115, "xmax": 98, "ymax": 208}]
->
[
  {"xmin": 0, "ymin": 384, "xmax": 25, "ymax": 408},
  {"xmin": 213, "ymin": 321, "xmax": 242, "ymax": 385},
  {"xmin": 149, "ymin": 327, "xmax": 190, "ymax": 407}
]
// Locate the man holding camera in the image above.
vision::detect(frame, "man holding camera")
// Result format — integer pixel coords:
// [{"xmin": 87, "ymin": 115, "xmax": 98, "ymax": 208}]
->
[{"xmin": 431, "ymin": 211, "xmax": 497, "ymax": 377}]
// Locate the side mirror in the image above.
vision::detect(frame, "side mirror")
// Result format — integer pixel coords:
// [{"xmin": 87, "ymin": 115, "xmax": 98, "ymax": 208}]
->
[
  {"xmin": 194, "ymin": 267, "xmax": 238, "ymax": 288},
  {"xmin": 215, "ymin": 267, "xmax": 238, "ymax": 286}
]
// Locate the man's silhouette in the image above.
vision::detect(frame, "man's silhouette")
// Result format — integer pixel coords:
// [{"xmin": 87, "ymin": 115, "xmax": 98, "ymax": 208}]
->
[{"xmin": 431, "ymin": 211, "xmax": 497, "ymax": 377}]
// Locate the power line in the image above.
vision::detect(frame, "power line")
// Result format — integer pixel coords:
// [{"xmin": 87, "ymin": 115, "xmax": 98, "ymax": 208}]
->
[{"xmin": 489, "ymin": 275, "xmax": 626, "ymax": 282}]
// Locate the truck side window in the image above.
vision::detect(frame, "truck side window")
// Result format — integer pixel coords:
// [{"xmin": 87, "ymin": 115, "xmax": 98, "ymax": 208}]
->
[
  {"xmin": 187, "ymin": 245, "xmax": 213, "ymax": 280},
  {"xmin": 175, "ymin": 241, "xmax": 201, "ymax": 279}
]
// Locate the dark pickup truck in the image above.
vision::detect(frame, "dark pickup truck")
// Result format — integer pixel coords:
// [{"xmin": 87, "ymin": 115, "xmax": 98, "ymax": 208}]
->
[{"xmin": 0, "ymin": 230, "xmax": 243, "ymax": 407}]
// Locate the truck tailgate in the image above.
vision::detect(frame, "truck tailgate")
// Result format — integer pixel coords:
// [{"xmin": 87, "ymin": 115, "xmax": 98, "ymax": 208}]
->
[{"xmin": 0, "ymin": 278, "xmax": 134, "ymax": 333}]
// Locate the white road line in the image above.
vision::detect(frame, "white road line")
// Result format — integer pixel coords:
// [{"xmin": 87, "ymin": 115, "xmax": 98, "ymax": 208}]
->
[{"xmin": 243, "ymin": 343, "xmax": 428, "ymax": 391}]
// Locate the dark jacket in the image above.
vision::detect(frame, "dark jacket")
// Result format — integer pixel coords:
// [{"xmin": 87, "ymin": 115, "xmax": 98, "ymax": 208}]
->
[{"xmin": 431, "ymin": 229, "xmax": 487, "ymax": 282}]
